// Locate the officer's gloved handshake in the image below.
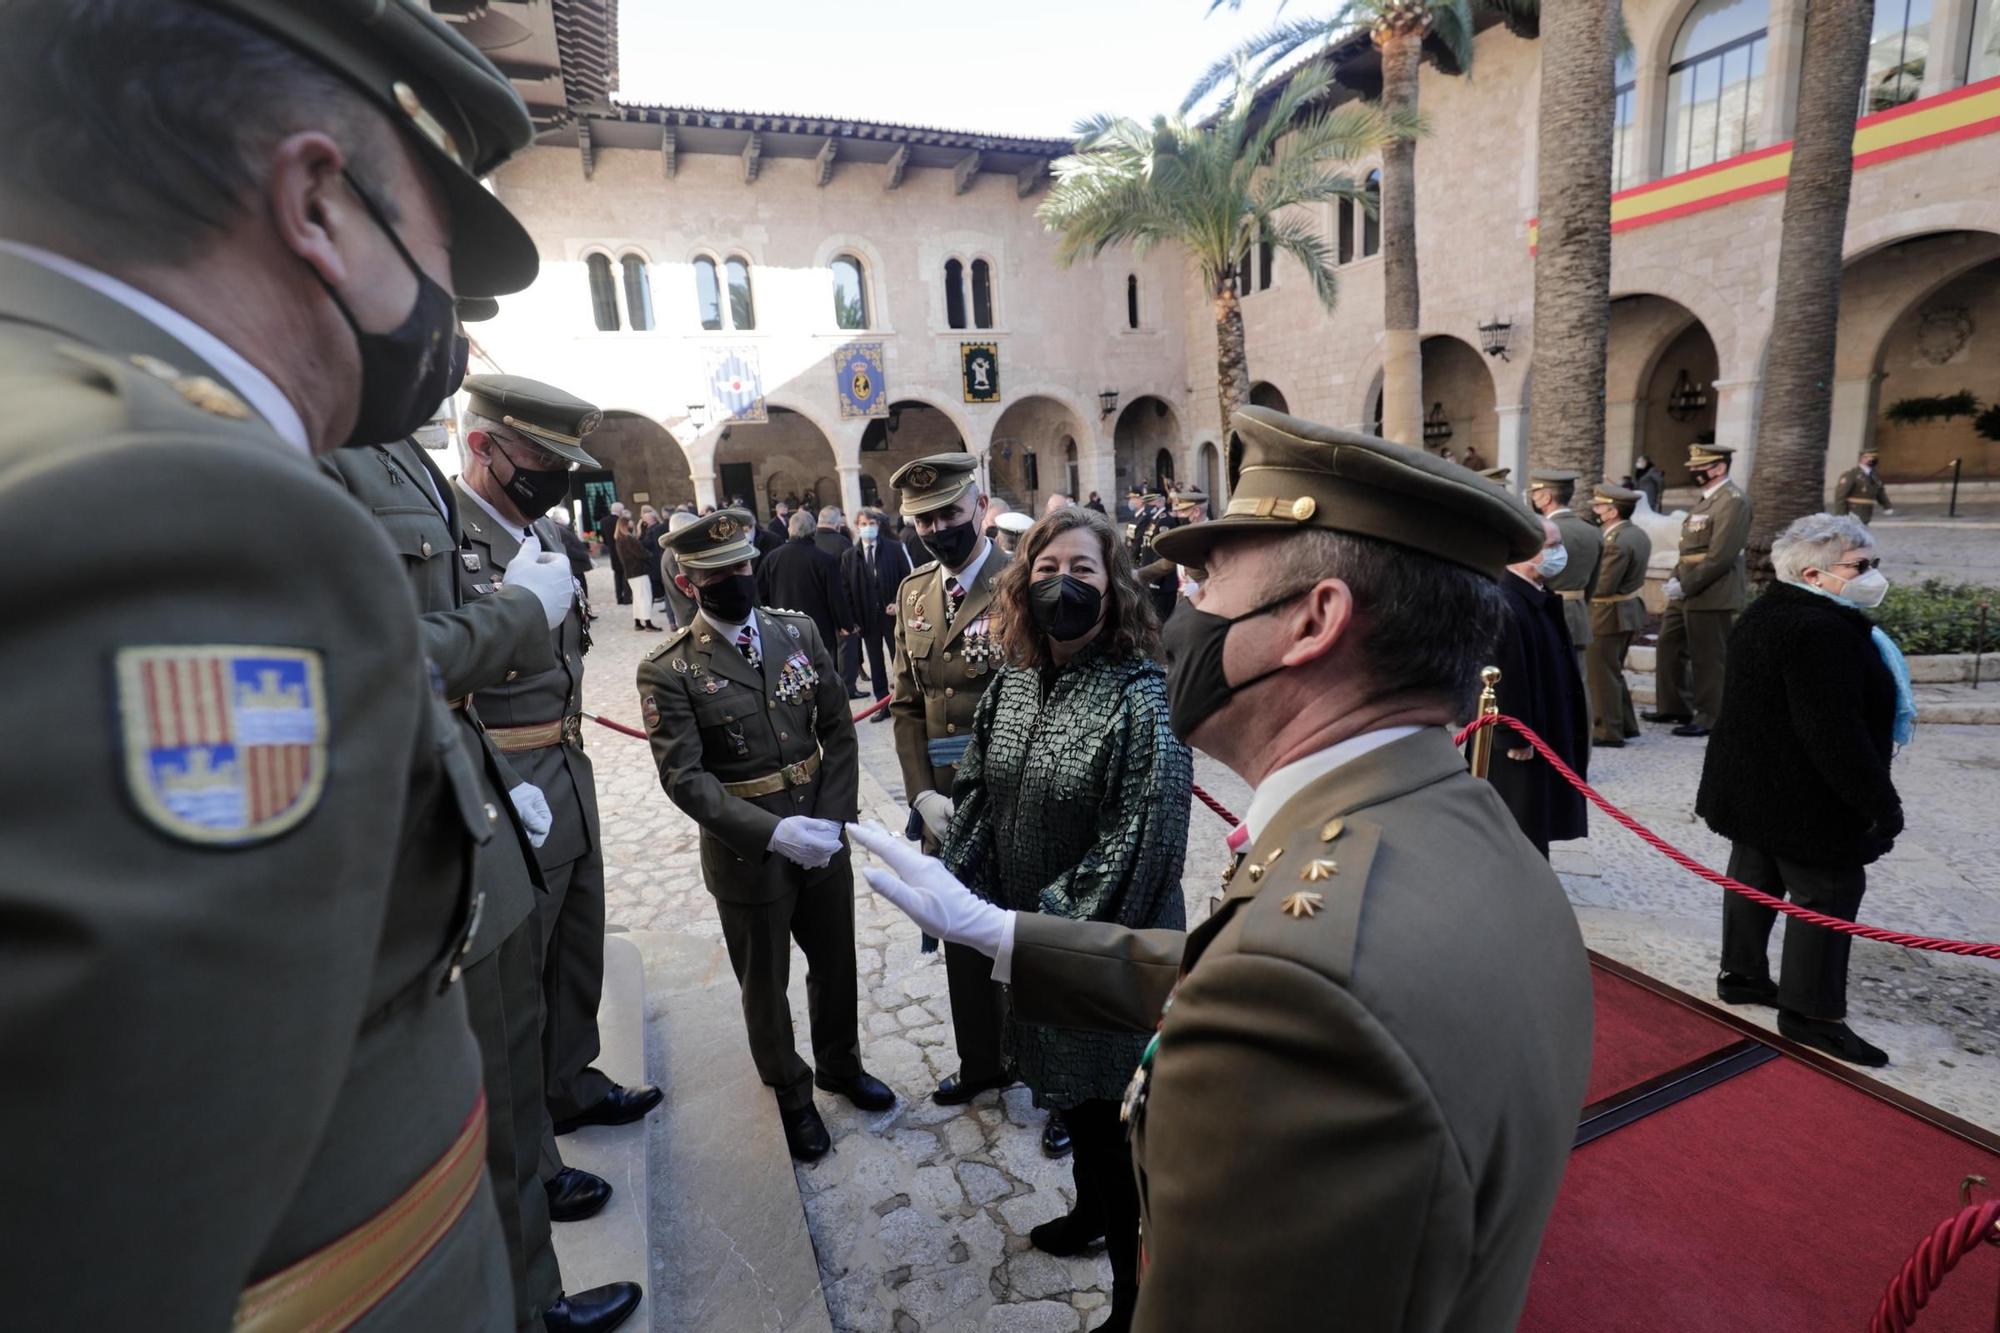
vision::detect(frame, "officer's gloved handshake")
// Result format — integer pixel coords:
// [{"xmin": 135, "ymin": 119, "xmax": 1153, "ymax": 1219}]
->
[
  {"xmin": 503, "ymin": 542, "xmax": 577, "ymax": 630},
  {"xmin": 769, "ymin": 816, "xmax": 843, "ymax": 870},
  {"xmin": 847, "ymin": 822, "xmax": 1010, "ymax": 960}
]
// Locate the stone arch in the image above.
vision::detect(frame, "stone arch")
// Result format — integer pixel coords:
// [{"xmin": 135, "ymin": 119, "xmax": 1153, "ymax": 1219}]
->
[
  {"xmin": 1603, "ymin": 293, "xmax": 1721, "ymax": 486},
  {"xmin": 712, "ymin": 406, "xmax": 841, "ymax": 521},
  {"xmin": 1248, "ymin": 381, "xmax": 1290, "ymax": 412},
  {"xmin": 1112, "ymin": 395, "xmax": 1185, "ymax": 500},
  {"xmin": 860, "ymin": 398, "xmax": 971, "ymax": 519},
  {"xmin": 580, "ymin": 411, "xmax": 696, "ymax": 516},
  {"xmin": 1195, "ymin": 438, "xmax": 1225, "ymax": 511},
  {"xmin": 988, "ymin": 393, "xmax": 1093, "ymax": 513},
  {"xmin": 1609, "ymin": 263, "xmax": 1740, "ymax": 369},
  {"xmin": 1418, "ymin": 335, "xmax": 1497, "ymax": 467}
]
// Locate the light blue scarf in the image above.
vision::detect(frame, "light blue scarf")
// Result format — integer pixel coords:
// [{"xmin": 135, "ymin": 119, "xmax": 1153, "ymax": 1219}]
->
[{"xmin": 1794, "ymin": 580, "xmax": 1918, "ymax": 746}]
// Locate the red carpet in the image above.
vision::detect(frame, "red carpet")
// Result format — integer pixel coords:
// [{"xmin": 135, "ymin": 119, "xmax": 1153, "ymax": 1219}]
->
[
  {"xmin": 1523, "ymin": 963, "xmax": 2000, "ymax": 1331},
  {"xmin": 1582, "ymin": 967, "xmax": 1741, "ymax": 1107}
]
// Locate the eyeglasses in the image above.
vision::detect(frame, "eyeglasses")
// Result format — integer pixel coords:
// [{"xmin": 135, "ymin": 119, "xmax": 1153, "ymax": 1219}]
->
[
  {"xmin": 1830, "ymin": 556, "xmax": 1881, "ymax": 573},
  {"xmin": 493, "ymin": 432, "xmax": 573, "ymax": 473}
]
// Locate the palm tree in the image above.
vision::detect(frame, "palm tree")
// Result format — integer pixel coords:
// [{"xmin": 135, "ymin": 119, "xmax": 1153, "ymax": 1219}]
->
[
  {"xmin": 1192, "ymin": 0, "xmax": 1538, "ymax": 446},
  {"xmin": 1040, "ymin": 63, "xmax": 1391, "ymax": 437},
  {"xmin": 1748, "ymin": 0, "xmax": 1875, "ymax": 578},
  {"xmin": 1525, "ymin": 0, "xmax": 1621, "ymax": 478}
]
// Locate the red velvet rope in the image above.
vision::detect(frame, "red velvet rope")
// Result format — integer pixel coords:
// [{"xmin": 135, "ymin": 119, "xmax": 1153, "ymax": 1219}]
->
[
  {"xmin": 1870, "ymin": 1198, "xmax": 2000, "ymax": 1332},
  {"xmin": 1454, "ymin": 713, "xmax": 2000, "ymax": 961}
]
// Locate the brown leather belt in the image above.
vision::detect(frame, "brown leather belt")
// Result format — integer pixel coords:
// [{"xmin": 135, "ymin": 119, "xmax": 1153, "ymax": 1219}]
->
[
  {"xmin": 1556, "ymin": 589, "xmax": 1586, "ymax": 601},
  {"xmin": 722, "ymin": 750, "xmax": 822, "ymax": 798},
  {"xmin": 1847, "ymin": 496, "xmax": 1877, "ymax": 505},
  {"xmin": 232, "ymin": 1094, "xmax": 488, "ymax": 1333},
  {"xmin": 1589, "ymin": 594, "xmax": 1640, "ymax": 604},
  {"xmin": 486, "ymin": 715, "xmax": 582, "ymax": 752}
]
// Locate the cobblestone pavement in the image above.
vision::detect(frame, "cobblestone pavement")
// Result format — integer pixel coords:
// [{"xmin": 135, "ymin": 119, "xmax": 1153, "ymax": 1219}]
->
[{"xmin": 576, "ymin": 564, "xmax": 1997, "ymax": 1331}]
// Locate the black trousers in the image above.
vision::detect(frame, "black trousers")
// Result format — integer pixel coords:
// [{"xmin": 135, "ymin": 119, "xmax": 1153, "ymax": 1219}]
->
[
  {"xmin": 611, "ymin": 559, "xmax": 630, "ymax": 605},
  {"xmin": 850, "ymin": 626, "xmax": 890, "ymax": 699},
  {"xmin": 1720, "ymin": 842, "xmax": 1867, "ymax": 1020},
  {"xmin": 944, "ymin": 940, "xmax": 1005, "ymax": 1082},
  {"xmin": 1064, "ymin": 1098, "xmax": 1140, "ymax": 1331}
]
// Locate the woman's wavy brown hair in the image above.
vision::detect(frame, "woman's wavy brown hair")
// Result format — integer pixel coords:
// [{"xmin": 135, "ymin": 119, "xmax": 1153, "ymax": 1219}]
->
[{"xmin": 993, "ymin": 506, "xmax": 1160, "ymax": 668}]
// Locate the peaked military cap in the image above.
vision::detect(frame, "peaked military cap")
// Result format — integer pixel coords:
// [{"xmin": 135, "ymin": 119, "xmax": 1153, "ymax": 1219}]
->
[
  {"xmin": 890, "ymin": 453, "xmax": 980, "ymax": 516},
  {"xmin": 462, "ymin": 374, "xmax": 601, "ymax": 466},
  {"xmin": 1528, "ymin": 469, "xmax": 1580, "ymax": 487},
  {"xmin": 1153, "ymin": 407, "xmax": 1544, "ymax": 578},
  {"xmin": 198, "ymin": 0, "xmax": 538, "ymax": 295},
  {"xmin": 1687, "ymin": 442, "xmax": 1736, "ymax": 467},
  {"xmin": 1171, "ymin": 485, "xmax": 1209, "ymax": 506},
  {"xmin": 663, "ymin": 508, "xmax": 760, "ymax": 571},
  {"xmin": 1480, "ymin": 466, "xmax": 1513, "ymax": 484},
  {"xmin": 1144, "ymin": 491, "xmax": 1167, "ymax": 506},
  {"xmin": 455, "ymin": 296, "xmax": 500, "ymax": 324},
  {"xmin": 993, "ymin": 510, "xmax": 1034, "ymax": 535},
  {"xmin": 1591, "ymin": 480, "xmax": 1640, "ymax": 507}
]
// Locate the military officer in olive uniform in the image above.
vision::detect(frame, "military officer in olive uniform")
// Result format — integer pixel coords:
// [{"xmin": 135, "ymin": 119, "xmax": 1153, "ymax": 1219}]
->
[
  {"xmin": 1528, "ymin": 469, "xmax": 1603, "ymax": 676},
  {"xmin": 1584, "ymin": 482, "xmax": 1652, "ymax": 749},
  {"xmin": 1136, "ymin": 486, "xmax": 1208, "ymax": 623},
  {"xmin": 1646, "ymin": 442, "xmax": 1751, "ymax": 738},
  {"xmin": 853, "ymin": 406, "xmax": 1593, "ymax": 1331},
  {"xmin": 452, "ymin": 376, "xmax": 664, "ymax": 1150},
  {"xmin": 639, "ymin": 511, "xmax": 893, "ymax": 1161},
  {"xmin": 1833, "ymin": 448, "xmax": 1894, "ymax": 524},
  {"xmin": 0, "ymin": 1, "xmax": 546, "ymax": 1324}
]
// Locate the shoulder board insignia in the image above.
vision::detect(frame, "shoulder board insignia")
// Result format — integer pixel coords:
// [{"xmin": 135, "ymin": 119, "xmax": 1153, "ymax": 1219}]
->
[
  {"xmin": 908, "ymin": 560, "xmax": 940, "ymax": 579},
  {"xmin": 128, "ymin": 355, "xmax": 251, "ymax": 420}
]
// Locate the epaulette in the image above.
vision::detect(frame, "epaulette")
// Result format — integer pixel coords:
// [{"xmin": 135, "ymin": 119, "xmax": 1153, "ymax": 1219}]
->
[
  {"xmin": 762, "ymin": 605, "xmax": 807, "ymax": 619},
  {"xmin": 643, "ymin": 625, "xmax": 692, "ymax": 661},
  {"xmin": 1232, "ymin": 815, "xmax": 1384, "ymax": 988},
  {"xmin": 905, "ymin": 559, "xmax": 940, "ymax": 580}
]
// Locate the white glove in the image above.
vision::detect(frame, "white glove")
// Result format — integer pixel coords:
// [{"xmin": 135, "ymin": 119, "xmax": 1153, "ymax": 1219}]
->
[
  {"xmin": 1882, "ymin": 508, "xmax": 1895, "ymax": 517},
  {"xmin": 768, "ymin": 815, "xmax": 843, "ymax": 870},
  {"xmin": 503, "ymin": 544, "xmax": 576, "ymax": 630},
  {"xmin": 1663, "ymin": 576, "xmax": 1684, "ymax": 601},
  {"xmin": 508, "ymin": 782, "xmax": 552, "ymax": 848},
  {"xmin": 912, "ymin": 789, "xmax": 955, "ymax": 842},
  {"xmin": 847, "ymin": 821, "xmax": 1011, "ymax": 959}
]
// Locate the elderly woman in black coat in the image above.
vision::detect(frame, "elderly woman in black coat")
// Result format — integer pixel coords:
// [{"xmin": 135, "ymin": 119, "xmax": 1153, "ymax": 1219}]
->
[
  {"xmin": 1696, "ymin": 513, "xmax": 1911, "ymax": 1067},
  {"xmin": 1489, "ymin": 515, "xmax": 1591, "ymax": 857}
]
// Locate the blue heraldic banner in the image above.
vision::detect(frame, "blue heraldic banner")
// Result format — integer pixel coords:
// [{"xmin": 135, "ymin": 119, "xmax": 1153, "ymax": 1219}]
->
[
  {"xmin": 707, "ymin": 346, "xmax": 768, "ymax": 423},
  {"xmin": 836, "ymin": 341, "xmax": 888, "ymax": 419}
]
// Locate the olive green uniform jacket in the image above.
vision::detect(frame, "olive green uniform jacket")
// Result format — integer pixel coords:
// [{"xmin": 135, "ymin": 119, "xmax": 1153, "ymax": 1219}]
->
[
  {"xmin": 1005, "ymin": 729, "xmax": 1593, "ymax": 1331},
  {"xmin": 890, "ymin": 545, "xmax": 1011, "ymax": 800},
  {"xmin": 1546, "ymin": 510, "xmax": 1603, "ymax": 649},
  {"xmin": 1587, "ymin": 520, "xmax": 1652, "ymax": 636},
  {"xmin": 1832, "ymin": 466, "xmax": 1891, "ymax": 523},
  {"xmin": 1675, "ymin": 481, "xmax": 1752, "ymax": 612},
  {"xmin": 0, "ymin": 252, "xmax": 508, "ymax": 1329}
]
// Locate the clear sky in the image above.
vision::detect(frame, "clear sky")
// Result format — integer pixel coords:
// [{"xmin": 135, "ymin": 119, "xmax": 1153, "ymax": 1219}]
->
[{"xmin": 614, "ymin": 1, "xmax": 1291, "ymax": 139}]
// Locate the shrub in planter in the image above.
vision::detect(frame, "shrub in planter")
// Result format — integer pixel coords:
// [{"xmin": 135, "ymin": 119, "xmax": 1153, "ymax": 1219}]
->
[
  {"xmin": 1869, "ymin": 578, "xmax": 1998, "ymax": 656},
  {"xmin": 1883, "ymin": 392, "xmax": 1980, "ymax": 425}
]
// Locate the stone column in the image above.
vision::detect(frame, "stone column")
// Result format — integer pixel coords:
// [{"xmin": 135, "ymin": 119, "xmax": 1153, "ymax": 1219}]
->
[
  {"xmin": 1761, "ymin": 0, "xmax": 1809, "ymax": 147},
  {"xmin": 1712, "ymin": 377, "xmax": 1764, "ymax": 481},
  {"xmin": 837, "ymin": 462, "xmax": 864, "ymax": 517},
  {"xmin": 1495, "ymin": 403, "xmax": 1528, "ymax": 494},
  {"xmin": 1630, "ymin": 57, "xmax": 1670, "ymax": 186},
  {"xmin": 1826, "ymin": 374, "xmax": 1882, "ymax": 499},
  {"xmin": 1605, "ymin": 399, "xmax": 1644, "ymax": 479},
  {"xmin": 1921, "ymin": 0, "xmax": 1977, "ymax": 98}
]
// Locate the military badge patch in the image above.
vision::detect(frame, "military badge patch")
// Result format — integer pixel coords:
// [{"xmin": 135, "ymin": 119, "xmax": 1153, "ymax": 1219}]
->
[
  {"xmin": 116, "ymin": 646, "xmax": 327, "ymax": 845},
  {"xmin": 641, "ymin": 694, "xmax": 662, "ymax": 732},
  {"xmin": 774, "ymin": 650, "xmax": 819, "ymax": 704}
]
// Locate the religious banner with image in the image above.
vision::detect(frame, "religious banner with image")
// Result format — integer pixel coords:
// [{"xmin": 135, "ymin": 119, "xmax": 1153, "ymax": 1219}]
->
[
  {"xmin": 835, "ymin": 341, "xmax": 888, "ymax": 418},
  {"xmin": 960, "ymin": 342, "xmax": 1000, "ymax": 403},
  {"xmin": 706, "ymin": 345, "xmax": 767, "ymax": 423}
]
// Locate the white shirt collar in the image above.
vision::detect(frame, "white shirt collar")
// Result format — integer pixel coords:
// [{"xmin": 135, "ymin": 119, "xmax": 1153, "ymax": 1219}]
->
[
  {"xmin": 460, "ymin": 477, "xmax": 540, "ymax": 551},
  {"xmin": 945, "ymin": 536, "xmax": 992, "ymax": 590},
  {"xmin": 1244, "ymin": 725, "xmax": 1425, "ymax": 842},
  {"xmin": 1702, "ymin": 475, "xmax": 1729, "ymax": 499},
  {"xmin": 0, "ymin": 240, "xmax": 308, "ymax": 453},
  {"xmin": 702, "ymin": 609, "xmax": 757, "ymax": 651}
]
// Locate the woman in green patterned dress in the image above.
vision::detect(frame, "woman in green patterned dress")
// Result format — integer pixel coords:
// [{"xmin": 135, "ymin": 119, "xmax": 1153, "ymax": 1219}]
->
[{"xmin": 939, "ymin": 507, "xmax": 1191, "ymax": 1333}]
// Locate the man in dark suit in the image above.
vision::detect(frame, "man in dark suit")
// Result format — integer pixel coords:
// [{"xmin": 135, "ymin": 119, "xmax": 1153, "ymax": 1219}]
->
[
  {"xmin": 767, "ymin": 500, "xmax": 792, "ymax": 545},
  {"xmin": 759, "ymin": 510, "xmax": 853, "ymax": 651},
  {"xmin": 814, "ymin": 506, "xmax": 853, "ymax": 561},
  {"xmin": 840, "ymin": 508, "xmax": 912, "ymax": 716}
]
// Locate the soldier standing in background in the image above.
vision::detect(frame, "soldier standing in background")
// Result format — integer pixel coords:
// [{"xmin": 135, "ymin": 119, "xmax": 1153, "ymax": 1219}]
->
[
  {"xmin": 640, "ymin": 511, "xmax": 892, "ymax": 1161},
  {"xmin": 1646, "ymin": 443, "xmax": 1752, "ymax": 738},
  {"xmin": 1585, "ymin": 482, "xmax": 1652, "ymax": 750},
  {"xmin": 0, "ymin": 0, "xmax": 544, "ymax": 1323},
  {"xmin": 1833, "ymin": 448, "xmax": 1894, "ymax": 524},
  {"xmin": 1528, "ymin": 470, "xmax": 1602, "ymax": 678},
  {"xmin": 889, "ymin": 454, "xmax": 1071, "ymax": 1158},
  {"xmin": 451, "ymin": 377, "xmax": 665, "ymax": 1158},
  {"xmin": 1135, "ymin": 485, "xmax": 1209, "ymax": 624}
]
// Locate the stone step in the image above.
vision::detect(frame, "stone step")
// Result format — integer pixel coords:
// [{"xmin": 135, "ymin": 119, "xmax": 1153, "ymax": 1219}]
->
[
  {"xmin": 620, "ymin": 929, "xmax": 832, "ymax": 1333},
  {"xmin": 552, "ymin": 933, "xmax": 653, "ymax": 1321}
]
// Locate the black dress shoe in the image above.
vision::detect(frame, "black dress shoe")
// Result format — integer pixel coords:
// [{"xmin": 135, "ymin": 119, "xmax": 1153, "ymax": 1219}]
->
[
  {"xmin": 781, "ymin": 1102, "xmax": 832, "ymax": 1161},
  {"xmin": 932, "ymin": 1070, "xmax": 1014, "ymax": 1106},
  {"xmin": 1029, "ymin": 1210, "xmax": 1104, "ymax": 1256},
  {"xmin": 552, "ymin": 1083, "xmax": 664, "ymax": 1136},
  {"xmin": 869, "ymin": 709, "xmax": 891, "ymax": 723},
  {"xmin": 544, "ymin": 1281, "xmax": 642, "ymax": 1332},
  {"xmin": 1041, "ymin": 1111, "xmax": 1073, "ymax": 1158},
  {"xmin": 1778, "ymin": 1011, "xmax": 1888, "ymax": 1067},
  {"xmin": 1716, "ymin": 972, "xmax": 1778, "ymax": 1007},
  {"xmin": 545, "ymin": 1165, "xmax": 611, "ymax": 1223},
  {"xmin": 1591, "ymin": 736, "xmax": 1626, "ymax": 749},
  {"xmin": 815, "ymin": 1070, "xmax": 896, "ymax": 1111},
  {"xmin": 1641, "ymin": 710, "xmax": 1692, "ymax": 724},
  {"xmin": 1670, "ymin": 723, "xmax": 1711, "ymax": 738}
]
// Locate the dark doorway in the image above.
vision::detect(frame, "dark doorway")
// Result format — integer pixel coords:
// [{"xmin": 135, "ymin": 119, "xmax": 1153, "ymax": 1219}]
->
[{"xmin": 720, "ymin": 462, "xmax": 756, "ymax": 514}]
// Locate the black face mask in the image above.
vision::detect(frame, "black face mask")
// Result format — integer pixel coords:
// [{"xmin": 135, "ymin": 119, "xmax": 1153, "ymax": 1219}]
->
[
  {"xmin": 492, "ymin": 438, "xmax": 573, "ymax": 523},
  {"xmin": 1029, "ymin": 573, "xmax": 1104, "ymax": 642},
  {"xmin": 315, "ymin": 171, "xmax": 460, "ymax": 448},
  {"xmin": 445, "ymin": 331, "xmax": 470, "ymax": 397},
  {"xmin": 1160, "ymin": 590, "xmax": 1303, "ymax": 744},
  {"xmin": 921, "ymin": 517, "xmax": 981, "ymax": 569},
  {"xmin": 696, "ymin": 572, "xmax": 758, "ymax": 624}
]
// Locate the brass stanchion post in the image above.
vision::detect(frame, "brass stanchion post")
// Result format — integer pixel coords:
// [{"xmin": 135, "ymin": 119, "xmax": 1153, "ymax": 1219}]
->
[{"xmin": 1468, "ymin": 666, "xmax": 1501, "ymax": 779}]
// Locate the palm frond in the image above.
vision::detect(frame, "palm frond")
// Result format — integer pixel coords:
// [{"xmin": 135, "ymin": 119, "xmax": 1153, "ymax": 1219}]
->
[
  {"xmin": 1261, "ymin": 211, "xmax": 1343, "ymax": 309},
  {"xmin": 1424, "ymin": 0, "xmax": 1478, "ymax": 74},
  {"xmin": 1180, "ymin": 15, "xmax": 1344, "ymax": 115},
  {"xmin": 1476, "ymin": 0, "xmax": 1539, "ymax": 40}
]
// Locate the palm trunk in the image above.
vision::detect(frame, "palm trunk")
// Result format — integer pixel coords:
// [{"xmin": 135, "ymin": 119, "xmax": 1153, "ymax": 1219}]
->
[
  {"xmin": 1215, "ymin": 272, "xmax": 1249, "ymax": 437},
  {"xmin": 1376, "ymin": 27, "xmax": 1425, "ymax": 446},
  {"xmin": 1748, "ymin": 0, "xmax": 1874, "ymax": 579},
  {"xmin": 1526, "ymin": 0, "xmax": 1619, "ymax": 478}
]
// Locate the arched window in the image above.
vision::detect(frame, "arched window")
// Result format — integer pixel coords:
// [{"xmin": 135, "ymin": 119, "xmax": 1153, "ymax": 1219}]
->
[
  {"xmin": 693, "ymin": 256, "xmax": 723, "ymax": 331},
  {"xmin": 1235, "ymin": 249, "xmax": 1252, "ymax": 295},
  {"xmin": 1126, "ymin": 274, "xmax": 1141, "ymax": 329},
  {"xmin": 1863, "ymin": 0, "xmax": 1932, "ymax": 113},
  {"xmin": 725, "ymin": 256, "xmax": 755, "ymax": 330},
  {"xmin": 831, "ymin": 255, "xmax": 869, "ymax": 329},
  {"xmin": 1064, "ymin": 437, "xmax": 1079, "ymax": 497},
  {"xmin": 1362, "ymin": 171, "xmax": 1381, "ymax": 257},
  {"xmin": 971, "ymin": 258, "xmax": 994, "ymax": 328},
  {"xmin": 1664, "ymin": 0, "xmax": 1769, "ymax": 176},
  {"xmin": 944, "ymin": 257, "xmax": 967, "ymax": 329},
  {"xmin": 1337, "ymin": 197, "xmax": 1356, "ymax": 264},
  {"xmin": 620, "ymin": 254, "xmax": 654, "ymax": 332},
  {"xmin": 1972, "ymin": 0, "xmax": 2000, "ymax": 81},
  {"xmin": 1154, "ymin": 448, "xmax": 1175, "ymax": 493},
  {"xmin": 586, "ymin": 253, "xmax": 619, "ymax": 331},
  {"xmin": 1612, "ymin": 49, "xmax": 1639, "ymax": 190}
]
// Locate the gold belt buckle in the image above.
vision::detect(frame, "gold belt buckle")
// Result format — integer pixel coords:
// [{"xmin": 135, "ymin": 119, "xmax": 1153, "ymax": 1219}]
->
[
  {"xmin": 781, "ymin": 759, "xmax": 811, "ymax": 786},
  {"xmin": 562, "ymin": 715, "xmax": 583, "ymax": 748}
]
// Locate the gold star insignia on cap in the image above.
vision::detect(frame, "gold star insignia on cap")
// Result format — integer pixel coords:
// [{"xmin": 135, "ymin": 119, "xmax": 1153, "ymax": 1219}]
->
[
  {"xmin": 906, "ymin": 464, "xmax": 938, "ymax": 489},
  {"xmin": 1280, "ymin": 891, "xmax": 1324, "ymax": 919},
  {"xmin": 1302, "ymin": 858, "xmax": 1338, "ymax": 882},
  {"xmin": 1320, "ymin": 817, "xmax": 1346, "ymax": 842},
  {"xmin": 712, "ymin": 516, "xmax": 739, "ymax": 540}
]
